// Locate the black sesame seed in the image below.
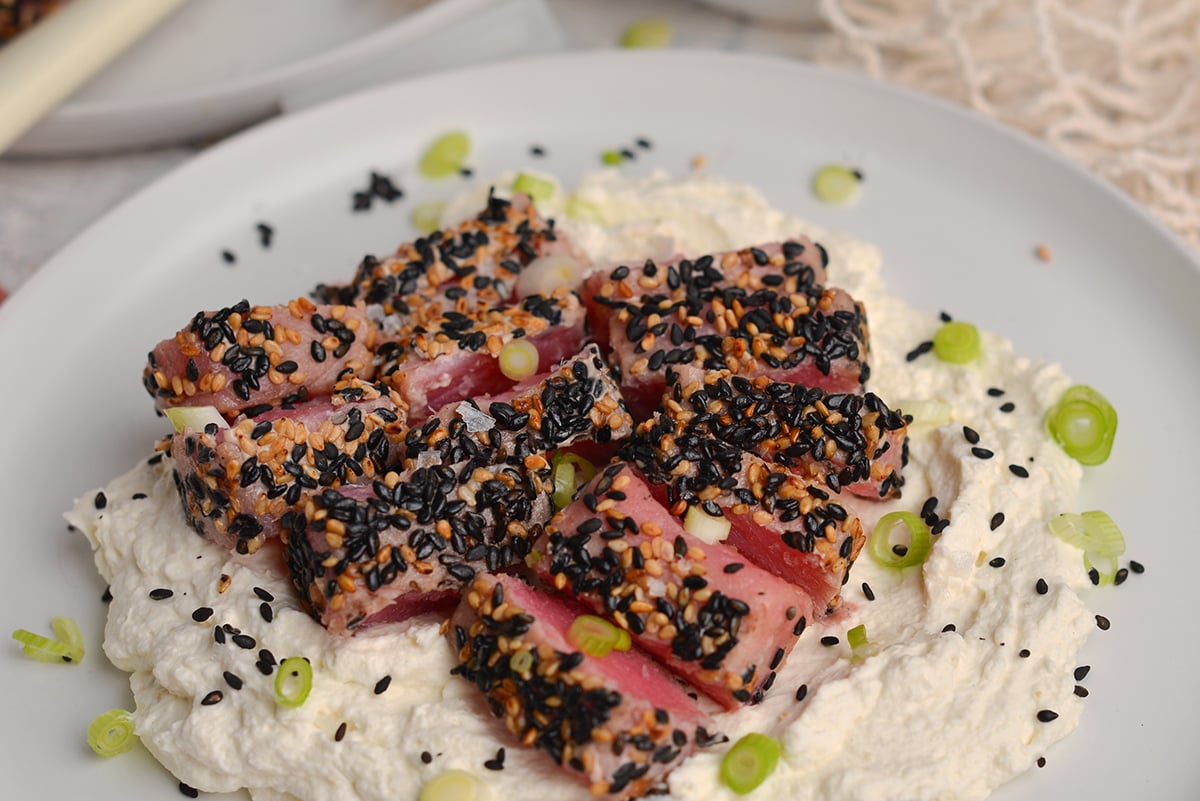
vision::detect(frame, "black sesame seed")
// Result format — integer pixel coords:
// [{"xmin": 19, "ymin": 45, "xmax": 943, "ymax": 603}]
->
[
  {"xmin": 971, "ymin": 447, "xmax": 994, "ymax": 459},
  {"xmin": 1035, "ymin": 578, "xmax": 1048, "ymax": 595},
  {"xmin": 905, "ymin": 341, "xmax": 934, "ymax": 362},
  {"xmin": 231, "ymin": 634, "xmax": 256, "ymax": 649},
  {"xmin": 861, "ymin": 582, "xmax": 875, "ymax": 601},
  {"xmin": 374, "ymin": 675, "xmax": 392, "ymax": 695},
  {"xmin": 1036, "ymin": 757, "xmax": 1046, "ymax": 768},
  {"xmin": 201, "ymin": 690, "xmax": 223, "ymax": 706},
  {"xmin": 989, "ymin": 557, "xmax": 1006, "ymax": 568},
  {"xmin": 1074, "ymin": 685, "xmax": 1089, "ymax": 698},
  {"xmin": 179, "ymin": 782, "xmax": 199, "ymax": 798},
  {"xmin": 1114, "ymin": 567, "xmax": 1129, "ymax": 585},
  {"xmin": 1036, "ymin": 709, "xmax": 1059, "ymax": 723},
  {"xmin": 132, "ymin": 492, "xmax": 147, "ymax": 500},
  {"xmin": 149, "ymin": 588, "xmax": 174, "ymax": 600},
  {"xmin": 990, "ymin": 513, "xmax": 1005, "ymax": 531},
  {"xmin": 820, "ymin": 635, "xmax": 839, "ymax": 647},
  {"xmin": 999, "ymin": 402, "xmax": 1016, "ymax": 413},
  {"xmin": 484, "ymin": 747, "xmax": 506, "ymax": 770},
  {"xmin": 421, "ymin": 751, "xmax": 433, "ymax": 764},
  {"xmin": 962, "ymin": 426, "xmax": 980, "ymax": 445},
  {"xmin": 253, "ymin": 587, "xmax": 275, "ymax": 602},
  {"xmin": 335, "ymin": 722, "xmax": 348, "ymax": 742},
  {"xmin": 1073, "ymin": 665, "xmax": 1090, "ymax": 681},
  {"xmin": 256, "ymin": 222, "xmax": 274, "ymax": 249},
  {"xmin": 1019, "ymin": 649, "xmax": 1031, "ymax": 658},
  {"xmin": 1088, "ymin": 568, "xmax": 1100, "ymax": 586},
  {"xmin": 221, "ymin": 250, "xmax": 236, "ymax": 265},
  {"xmin": 987, "ymin": 387, "xmax": 1005, "ymax": 397},
  {"xmin": 101, "ymin": 586, "xmax": 113, "ymax": 604},
  {"xmin": 223, "ymin": 671, "xmax": 243, "ymax": 690},
  {"xmin": 942, "ymin": 624, "xmax": 956, "ymax": 633},
  {"xmin": 1129, "ymin": 560, "xmax": 1145, "ymax": 574},
  {"xmin": 530, "ymin": 145, "xmax": 546, "ymax": 157},
  {"xmin": 94, "ymin": 491, "xmax": 108, "ymax": 509},
  {"xmin": 1095, "ymin": 614, "xmax": 1111, "ymax": 631},
  {"xmin": 723, "ymin": 563, "xmax": 744, "ymax": 574},
  {"xmin": 635, "ymin": 137, "xmax": 652, "ymax": 149},
  {"xmin": 192, "ymin": 607, "xmax": 214, "ymax": 622},
  {"xmin": 259, "ymin": 602, "xmax": 274, "ymax": 623},
  {"xmin": 794, "ymin": 684, "xmax": 808, "ymax": 702},
  {"xmin": 1008, "ymin": 464, "xmax": 1030, "ymax": 478}
]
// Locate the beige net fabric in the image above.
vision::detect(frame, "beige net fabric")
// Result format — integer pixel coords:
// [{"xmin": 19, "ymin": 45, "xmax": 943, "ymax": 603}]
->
[{"xmin": 814, "ymin": 0, "xmax": 1200, "ymax": 249}]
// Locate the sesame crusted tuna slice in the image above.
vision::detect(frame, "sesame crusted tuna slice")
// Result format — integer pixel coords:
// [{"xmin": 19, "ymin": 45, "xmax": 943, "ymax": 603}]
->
[
  {"xmin": 314, "ymin": 192, "xmax": 581, "ymax": 314},
  {"xmin": 532, "ymin": 463, "xmax": 808, "ymax": 710},
  {"xmin": 281, "ymin": 455, "xmax": 553, "ymax": 634},
  {"xmin": 399, "ymin": 344, "xmax": 633, "ymax": 468},
  {"xmin": 169, "ymin": 376, "xmax": 407, "ymax": 555},
  {"xmin": 620, "ymin": 418, "xmax": 864, "ymax": 615},
  {"xmin": 667, "ymin": 366, "xmax": 908, "ymax": 499},
  {"xmin": 449, "ymin": 573, "xmax": 710, "ymax": 799},
  {"xmin": 374, "ymin": 288, "xmax": 587, "ymax": 421},
  {"xmin": 583, "ymin": 240, "xmax": 829, "ymax": 353},
  {"xmin": 144, "ymin": 298, "xmax": 375, "ymax": 415}
]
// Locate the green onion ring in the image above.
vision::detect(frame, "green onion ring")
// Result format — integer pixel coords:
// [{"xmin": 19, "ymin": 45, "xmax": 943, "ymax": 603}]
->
[
  {"xmin": 274, "ymin": 657, "xmax": 313, "ymax": 708},
  {"xmin": 868, "ymin": 511, "xmax": 932, "ymax": 570},
  {"xmin": 87, "ymin": 709, "xmax": 137, "ymax": 757}
]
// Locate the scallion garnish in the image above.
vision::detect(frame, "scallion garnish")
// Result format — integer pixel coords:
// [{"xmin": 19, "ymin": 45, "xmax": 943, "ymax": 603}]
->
[
  {"xmin": 511, "ymin": 172, "xmax": 555, "ymax": 203},
  {"xmin": 419, "ymin": 131, "xmax": 470, "ymax": 179},
  {"xmin": 720, "ymin": 732, "xmax": 781, "ymax": 795},
  {"xmin": 550, "ymin": 452, "xmax": 596, "ymax": 509},
  {"xmin": 683, "ymin": 505, "xmax": 731, "ymax": 544},
  {"xmin": 812, "ymin": 164, "xmax": 861, "ymax": 205},
  {"xmin": 564, "ymin": 193, "xmax": 605, "ymax": 223},
  {"xmin": 894, "ymin": 398, "xmax": 951, "ymax": 427},
  {"xmin": 11, "ymin": 628, "xmax": 76, "ymax": 663},
  {"xmin": 411, "ymin": 201, "xmax": 446, "ymax": 235},
  {"xmin": 1048, "ymin": 510, "xmax": 1125, "ymax": 583},
  {"xmin": 419, "ymin": 769, "xmax": 486, "ymax": 801},
  {"xmin": 847, "ymin": 623, "xmax": 878, "ymax": 663},
  {"xmin": 932, "ymin": 321, "xmax": 982, "ymax": 364},
  {"xmin": 1045, "ymin": 384, "xmax": 1117, "ymax": 465},
  {"xmin": 566, "ymin": 614, "xmax": 631, "ymax": 658},
  {"xmin": 508, "ymin": 649, "xmax": 534, "ymax": 675},
  {"xmin": 497, "ymin": 339, "xmax": 539, "ymax": 381},
  {"xmin": 274, "ymin": 657, "xmax": 313, "ymax": 708},
  {"xmin": 868, "ymin": 511, "xmax": 932, "ymax": 570},
  {"xmin": 601, "ymin": 150, "xmax": 624, "ymax": 166},
  {"xmin": 87, "ymin": 709, "xmax": 137, "ymax": 757},
  {"xmin": 619, "ymin": 18, "xmax": 672, "ymax": 48},
  {"xmin": 514, "ymin": 254, "xmax": 584, "ymax": 298},
  {"xmin": 164, "ymin": 406, "xmax": 228, "ymax": 434}
]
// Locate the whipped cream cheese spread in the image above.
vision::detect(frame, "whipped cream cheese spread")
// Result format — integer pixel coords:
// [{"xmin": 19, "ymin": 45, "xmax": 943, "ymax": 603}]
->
[{"xmin": 70, "ymin": 170, "xmax": 1096, "ymax": 801}]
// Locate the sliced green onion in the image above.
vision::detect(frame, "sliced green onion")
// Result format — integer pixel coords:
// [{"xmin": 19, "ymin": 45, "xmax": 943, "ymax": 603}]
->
[
  {"xmin": 564, "ymin": 193, "xmax": 605, "ymax": 223},
  {"xmin": 720, "ymin": 732, "xmax": 781, "ymax": 795},
  {"xmin": 523, "ymin": 548, "xmax": 542, "ymax": 568},
  {"xmin": 550, "ymin": 452, "xmax": 596, "ymax": 509},
  {"xmin": 12, "ymin": 628, "xmax": 76, "ymax": 663},
  {"xmin": 1045, "ymin": 385, "xmax": 1117, "ymax": 465},
  {"xmin": 601, "ymin": 150, "xmax": 624, "ymax": 166},
  {"xmin": 812, "ymin": 164, "xmax": 861, "ymax": 205},
  {"xmin": 512, "ymin": 173, "xmax": 555, "ymax": 203},
  {"xmin": 419, "ymin": 130, "xmax": 470, "ymax": 179},
  {"xmin": 498, "ymin": 339, "xmax": 539, "ymax": 381},
  {"xmin": 419, "ymin": 769, "xmax": 486, "ymax": 801},
  {"xmin": 1047, "ymin": 511, "xmax": 1125, "ymax": 556},
  {"xmin": 683, "ymin": 505, "xmax": 730, "ymax": 544},
  {"xmin": 1084, "ymin": 550, "xmax": 1120, "ymax": 586},
  {"xmin": 87, "ymin": 709, "xmax": 137, "ymax": 757},
  {"xmin": 411, "ymin": 201, "xmax": 446, "ymax": 235},
  {"xmin": 932, "ymin": 321, "xmax": 982, "ymax": 364},
  {"xmin": 894, "ymin": 399, "xmax": 951, "ymax": 427},
  {"xmin": 567, "ymin": 614, "xmax": 631, "ymax": 658},
  {"xmin": 846, "ymin": 623, "xmax": 878, "ymax": 663},
  {"xmin": 515, "ymin": 253, "xmax": 584, "ymax": 298},
  {"xmin": 274, "ymin": 657, "xmax": 313, "ymax": 708},
  {"xmin": 619, "ymin": 18, "xmax": 673, "ymax": 48},
  {"xmin": 52, "ymin": 616, "xmax": 85, "ymax": 661},
  {"xmin": 164, "ymin": 406, "xmax": 228, "ymax": 434},
  {"xmin": 509, "ymin": 649, "xmax": 534, "ymax": 674},
  {"xmin": 868, "ymin": 511, "xmax": 932, "ymax": 570}
]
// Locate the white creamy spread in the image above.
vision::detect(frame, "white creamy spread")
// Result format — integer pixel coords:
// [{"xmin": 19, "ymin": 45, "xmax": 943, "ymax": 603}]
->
[{"xmin": 69, "ymin": 170, "xmax": 1096, "ymax": 801}]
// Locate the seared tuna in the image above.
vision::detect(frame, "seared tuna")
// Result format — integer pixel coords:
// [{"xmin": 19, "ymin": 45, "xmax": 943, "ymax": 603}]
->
[
  {"xmin": 586, "ymin": 243, "xmax": 868, "ymax": 419},
  {"xmin": 314, "ymin": 192, "xmax": 581, "ymax": 314},
  {"xmin": 666, "ymin": 366, "xmax": 908, "ymax": 498},
  {"xmin": 621, "ymin": 419, "xmax": 864, "ymax": 615},
  {"xmin": 533, "ymin": 463, "xmax": 807, "ymax": 710},
  {"xmin": 449, "ymin": 573, "xmax": 710, "ymax": 799},
  {"xmin": 170, "ymin": 376, "xmax": 406, "ymax": 554},
  {"xmin": 282, "ymin": 457, "xmax": 551, "ymax": 634},
  {"xmin": 399, "ymin": 344, "xmax": 633, "ymax": 468},
  {"xmin": 375, "ymin": 289, "xmax": 587, "ymax": 420},
  {"xmin": 144, "ymin": 298, "xmax": 375, "ymax": 415}
]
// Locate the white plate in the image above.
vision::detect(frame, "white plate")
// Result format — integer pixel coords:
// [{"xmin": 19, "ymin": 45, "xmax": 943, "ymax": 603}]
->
[
  {"xmin": 10, "ymin": 0, "xmax": 564, "ymax": 155},
  {"xmin": 1, "ymin": 51, "xmax": 1197, "ymax": 801}
]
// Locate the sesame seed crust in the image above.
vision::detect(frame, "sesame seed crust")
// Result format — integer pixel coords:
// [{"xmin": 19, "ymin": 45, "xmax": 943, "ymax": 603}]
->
[{"xmin": 448, "ymin": 573, "xmax": 707, "ymax": 800}]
